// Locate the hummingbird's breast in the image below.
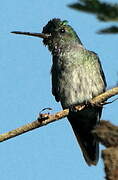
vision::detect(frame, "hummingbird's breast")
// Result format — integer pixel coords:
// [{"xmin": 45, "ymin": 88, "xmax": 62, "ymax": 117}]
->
[{"xmin": 51, "ymin": 46, "xmax": 105, "ymax": 109}]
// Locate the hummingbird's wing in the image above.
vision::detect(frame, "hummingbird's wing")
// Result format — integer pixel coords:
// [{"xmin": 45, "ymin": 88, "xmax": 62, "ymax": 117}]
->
[
  {"xmin": 90, "ymin": 51, "xmax": 107, "ymax": 88},
  {"xmin": 68, "ymin": 52, "xmax": 106, "ymax": 165},
  {"xmin": 51, "ymin": 56, "xmax": 60, "ymax": 102}
]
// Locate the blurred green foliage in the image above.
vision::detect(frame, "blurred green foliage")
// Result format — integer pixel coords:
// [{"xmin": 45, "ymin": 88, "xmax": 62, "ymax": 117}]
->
[{"xmin": 68, "ymin": 0, "xmax": 118, "ymax": 34}]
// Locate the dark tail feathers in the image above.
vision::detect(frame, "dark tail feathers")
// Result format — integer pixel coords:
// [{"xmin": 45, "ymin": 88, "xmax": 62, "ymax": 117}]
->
[{"xmin": 68, "ymin": 109, "xmax": 100, "ymax": 166}]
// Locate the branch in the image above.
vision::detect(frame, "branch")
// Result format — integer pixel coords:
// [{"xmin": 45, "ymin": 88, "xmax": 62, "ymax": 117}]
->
[{"xmin": 0, "ymin": 86, "xmax": 118, "ymax": 143}]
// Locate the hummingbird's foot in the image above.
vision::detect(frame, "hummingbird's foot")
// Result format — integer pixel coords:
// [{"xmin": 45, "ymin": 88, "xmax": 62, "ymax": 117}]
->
[
  {"xmin": 89, "ymin": 102, "xmax": 103, "ymax": 108},
  {"xmin": 84, "ymin": 101, "xmax": 92, "ymax": 107},
  {"xmin": 69, "ymin": 105, "xmax": 78, "ymax": 113},
  {"xmin": 81, "ymin": 100, "xmax": 102, "ymax": 108}
]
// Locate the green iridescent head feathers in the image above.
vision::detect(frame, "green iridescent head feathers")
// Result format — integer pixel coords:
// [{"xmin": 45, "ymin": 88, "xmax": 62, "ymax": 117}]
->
[
  {"xmin": 42, "ymin": 18, "xmax": 82, "ymax": 52},
  {"xmin": 42, "ymin": 18, "xmax": 69, "ymax": 34}
]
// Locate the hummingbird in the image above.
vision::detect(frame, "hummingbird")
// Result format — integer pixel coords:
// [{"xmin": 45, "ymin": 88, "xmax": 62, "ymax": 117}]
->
[{"xmin": 11, "ymin": 18, "xmax": 106, "ymax": 166}]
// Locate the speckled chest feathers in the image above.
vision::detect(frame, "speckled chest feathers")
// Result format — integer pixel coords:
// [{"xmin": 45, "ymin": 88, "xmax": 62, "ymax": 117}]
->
[{"xmin": 51, "ymin": 44, "xmax": 105, "ymax": 108}]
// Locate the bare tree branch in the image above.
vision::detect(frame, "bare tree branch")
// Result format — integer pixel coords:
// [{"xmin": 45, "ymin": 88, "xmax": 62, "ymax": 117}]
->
[{"xmin": 0, "ymin": 86, "xmax": 118, "ymax": 143}]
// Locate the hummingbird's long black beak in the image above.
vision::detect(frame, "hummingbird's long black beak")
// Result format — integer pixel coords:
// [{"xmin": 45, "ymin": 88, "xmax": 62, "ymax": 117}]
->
[{"xmin": 11, "ymin": 31, "xmax": 50, "ymax": 39}]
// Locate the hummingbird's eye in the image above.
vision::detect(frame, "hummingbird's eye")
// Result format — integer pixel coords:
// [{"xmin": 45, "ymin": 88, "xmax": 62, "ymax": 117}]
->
[{"xmin": 60, "ymin": 28, "xmax": 65, "ymax": 33}]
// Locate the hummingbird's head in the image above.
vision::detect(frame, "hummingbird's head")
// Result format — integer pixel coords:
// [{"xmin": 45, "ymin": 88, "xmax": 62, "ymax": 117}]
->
[
  {"xmin": 42, "ymin": 18, "xmax": 82, "ymax": 52},
  {"xmin": 11, "ymin": 18, "xmax": 82, "ymax": 53}
]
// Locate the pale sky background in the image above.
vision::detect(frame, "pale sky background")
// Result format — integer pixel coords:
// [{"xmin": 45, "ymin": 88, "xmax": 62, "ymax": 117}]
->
[{"xmin": 0, "ymin": 0, "xmax": 118, "ymax": 180}]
